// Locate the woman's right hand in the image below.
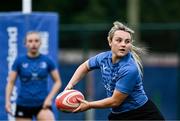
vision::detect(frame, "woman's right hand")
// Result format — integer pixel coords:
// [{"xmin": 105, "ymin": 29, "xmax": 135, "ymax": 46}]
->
[
  {"xmin": 5, "ymin": 101, "xmax": 12, "ymax": 115},
  {"xmin": 64, "ymin": 83, "xmax": 73, "ymax": 90}
]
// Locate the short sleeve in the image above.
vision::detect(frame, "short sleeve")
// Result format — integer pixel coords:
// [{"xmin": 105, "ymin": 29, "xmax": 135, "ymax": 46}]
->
[
  {"xmin": 47, "ymin": 57, "xmax": 57, "ymax": 72},
  {"xmin": 115, "ymin": 66, "xmax": 139, "ymax": 94},
  {"xmin": 12, "ymin": 58, "xmax": 20, "ymax": 72},
  {"xmin": 88, "ymin": 54, "xmax": 100, "ymax": 70}
]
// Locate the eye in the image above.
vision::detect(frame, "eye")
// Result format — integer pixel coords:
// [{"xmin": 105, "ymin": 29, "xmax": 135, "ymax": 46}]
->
[
  {"xmin": 27, "ymin": 39, "xmax": 39, "ymax": 42},
  {"xmin": 27, "ymin": 39, "xmax": 33, "ymax": 43},
  {"xmin": 116, "ymin": 38, "xmax": 122, "ymax": 42},
  {"xmin": 35, "ymin": 39, "xmax": 39, "ymax": 42},
  {"xmin": 125, "ymin": 39, "xmax": 131, "ymax": 44}
]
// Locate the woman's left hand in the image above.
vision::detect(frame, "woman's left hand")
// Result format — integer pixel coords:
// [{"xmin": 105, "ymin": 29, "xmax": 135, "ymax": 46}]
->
[{"xmin": 73, "ymin": 98, "xmax": 91, "ymax": 113}]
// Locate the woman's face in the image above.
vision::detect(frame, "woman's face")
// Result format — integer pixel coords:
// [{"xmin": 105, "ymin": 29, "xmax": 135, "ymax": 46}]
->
[
  {"xmin": 109, "ymin": 30, "xmax": 132, "ymax": 58},
  {"xmin": 25, "ymin": 33, "xmax": 41, "ymax": 54}
]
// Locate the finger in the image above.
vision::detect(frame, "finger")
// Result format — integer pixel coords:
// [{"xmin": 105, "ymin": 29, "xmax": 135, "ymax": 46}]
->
[
  {"xmin": 6, "ymin": 108, "xmax": 11, "ymax": 114},
  {"xmin": 77, "ymin": 98, "xmax": 87, "ymax": 104},
  {"xmin": 64, "ymin": 84, "xmax": 74, "ymax": 90},
  {"xmin": 72, "ymin": 106, "xmax": 81, "ymax": 113},
  {"xmin": 64, "ymin": 86, "xmax": 71, "ymax": 90},
  {"xmin": 5, "ymin": 106, "xmax": 11, "ymax": 113},
  {"xmin": 76, "ymin": 97, "xmax": 84, "ymax": 102},
  {"xmin": 6, "ymin": 108, "xmax": 13, "ymax": 115},
  {"xmin": 8, "ymin": 111, "xmax": 13, "ymax": 116}
]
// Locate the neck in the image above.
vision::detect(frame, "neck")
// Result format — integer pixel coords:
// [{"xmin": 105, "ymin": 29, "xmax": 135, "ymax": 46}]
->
[
  {"xmin": 27, "ymin": 52, "xmax": 40, "ymax": 58},
  {"xmin": 112, "ymin": 54, "xmax": 121, "ymax": 64}
]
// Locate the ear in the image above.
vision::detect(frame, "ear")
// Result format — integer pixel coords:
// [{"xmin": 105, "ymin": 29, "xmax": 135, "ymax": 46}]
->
[
  {"xmin": 107, "ymin": 37, "xmax": 112, "ymax": 47},
  {"xmin": 39, "ymin": 40, "xmax": 42, "ymax": 45},
  {"xmin": 24, "ymin": 40, "xmax": 27, "ymax": 47}
]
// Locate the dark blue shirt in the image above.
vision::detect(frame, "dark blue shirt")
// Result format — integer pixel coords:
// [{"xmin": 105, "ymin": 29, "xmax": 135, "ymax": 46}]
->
[
  {"xmin": 12, "ymin": 54, "xmax": 56, "ymax": 107},
  {"xmin": 88, "ymin": 51, "xmax": 148, "ymax": 113}
]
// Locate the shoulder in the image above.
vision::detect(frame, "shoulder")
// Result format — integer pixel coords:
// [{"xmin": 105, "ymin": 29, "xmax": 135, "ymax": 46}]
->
[
  {"xmin": 17, "ymin": 55, "xmax": 27, "ymax": 59},
  {"xmin": 98, "ymin": 51, "xmax": 111, "ymax": 57},
  {"xmin": 120, "ymin": 63, "xmax": 139, "ymax": 77},
  {"xmin": 39, "ymin": 54, "xmax": 52, "ymax": 61},
  {"xmin": 94, "ymin": 51, "xmax": 111, "ymax": 61},
  {"xmin": 40, "ymin": 54, "xmax": 56, "ymax": 65},
  {"xmin": 12, "ymin": 55, "xmax": 27, "ymax": 70},
  {"xmin": 14, "ymin": 55, "xmax": 27, "ymax": 63}
]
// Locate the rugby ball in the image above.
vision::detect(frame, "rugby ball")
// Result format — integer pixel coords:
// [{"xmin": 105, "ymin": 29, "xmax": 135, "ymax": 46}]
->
[{"xmin": 55, "ymin": 89, "xmax": 84, "ymax": 112}]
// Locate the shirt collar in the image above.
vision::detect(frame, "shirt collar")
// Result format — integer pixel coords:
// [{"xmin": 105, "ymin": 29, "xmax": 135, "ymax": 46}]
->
[{"xmin": 108, "ymin": 51, "xmax": 131, "ymax": 66}]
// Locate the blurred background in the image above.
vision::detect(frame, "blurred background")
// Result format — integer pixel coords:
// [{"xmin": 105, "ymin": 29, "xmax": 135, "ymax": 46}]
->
[{"xmin": 0, "ymin": 0, "xmax": 179, "ymax": 120}]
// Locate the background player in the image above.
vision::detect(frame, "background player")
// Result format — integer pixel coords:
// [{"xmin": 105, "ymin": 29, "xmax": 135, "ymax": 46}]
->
[{"xmin": 5, "ymin": 31, "xmax": 62, "ymax": 121}]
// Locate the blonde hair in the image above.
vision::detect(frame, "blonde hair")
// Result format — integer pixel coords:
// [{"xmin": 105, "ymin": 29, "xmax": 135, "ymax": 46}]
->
[{"xmin": 107, "ymin": 21, "xmax": 145, "ymax": 77}]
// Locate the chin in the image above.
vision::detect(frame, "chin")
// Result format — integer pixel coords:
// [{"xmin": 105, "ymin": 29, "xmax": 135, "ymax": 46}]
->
[
  {"xmin": 31, "ymin": 51, "xmax": 38, "ymax": 55},
  {"xmin": 117, "ymin": 53, "xmax": 126, "ymax": 57}
]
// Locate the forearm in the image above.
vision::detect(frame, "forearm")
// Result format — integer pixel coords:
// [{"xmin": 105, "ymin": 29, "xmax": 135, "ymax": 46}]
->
[
  {"xmin": 6, "ymin": 81, "xmax": 14, "ymax": 103},
  {"xmin": 47, "ymin": 80, "xmax": 61, "ymax": 100},
  {"xmin": 48, "ymin": 70, "xmax": 62, "ymax": 100},
  {"xmin": 89, "ymin": 97, "xmax": 122, "ymax": 109},
  {"xmin": 68, "ymin": 61, "xmax": 89, "ymax": 87},
  {"xmin": 6, "ymin": 71, "xmax": 17, "ymax": 103},
  {"xmin": 73, "ymin": 96, "xmax": 124, "ymax": 113},
  {"xmin": 88, "ymin": 90, "xmax": 127, "ymax": 109}
]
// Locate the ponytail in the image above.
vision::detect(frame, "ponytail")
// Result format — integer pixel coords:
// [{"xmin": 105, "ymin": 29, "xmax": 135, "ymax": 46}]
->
[{"xmin": 131, "ymin": 45, "xmax": 145, "ymax": 77}]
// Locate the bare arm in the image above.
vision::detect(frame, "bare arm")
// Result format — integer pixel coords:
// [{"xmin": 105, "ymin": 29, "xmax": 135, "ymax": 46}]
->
[
  {"xmin": 5, "ymin": 71, "xmax": 17, "ymax": 114},
  {"xmin": 74, "ymin": 89, "xmax": 128, "ymax": 112},
  {"xmin": 43, "ymin": 69, "xmax": 62, "ymax": 108},
  {"xmin": 65, "ymin": 60, "xmax": 90, "ymax": 90},
  {"xmin": 89, "ymin": 90, "xmax": 128, "ymax": 108}
]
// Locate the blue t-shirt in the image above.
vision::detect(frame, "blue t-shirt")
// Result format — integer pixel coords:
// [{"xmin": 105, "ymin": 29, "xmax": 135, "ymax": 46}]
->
[
  {"xmin": 12, "ymin": 54, "xmax": 56, "ymax": 107},
  {"xmin": 88, "ymin": 51, "xmax": 148, "ymax": 113}
]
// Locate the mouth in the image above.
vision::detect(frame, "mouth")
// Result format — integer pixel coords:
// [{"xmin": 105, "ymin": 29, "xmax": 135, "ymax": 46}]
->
[
  {"xmin": 31, "ymin": 47, "xmax": 38, "ymax": 51},
  {"xmin": 119, "ymin": 49, "xmax": 126, "ymax": 52}
]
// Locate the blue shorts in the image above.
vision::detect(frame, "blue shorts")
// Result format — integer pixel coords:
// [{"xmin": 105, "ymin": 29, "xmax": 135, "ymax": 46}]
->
[{"xmin": 15, "ymin": 104, "xmax": 52, "ymax": 118}]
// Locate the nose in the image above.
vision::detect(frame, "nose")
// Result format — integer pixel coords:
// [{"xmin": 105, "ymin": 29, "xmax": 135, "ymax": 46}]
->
[{"xmin": 121, "ymin": 41, "xmax": 126, "ymax": 47}]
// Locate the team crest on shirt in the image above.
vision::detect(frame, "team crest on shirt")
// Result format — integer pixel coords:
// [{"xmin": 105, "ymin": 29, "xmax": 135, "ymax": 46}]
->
[
  {"xmin": 40, "ymin": 61, "xmax": 47, "ymax": 68},
  {"xmin": 103, "ymin": 64, "xmax": 108, "ymax": 71},
  {"xmin": 22, "ymin": 63, "xmax": 28, "ymax": 68}
]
